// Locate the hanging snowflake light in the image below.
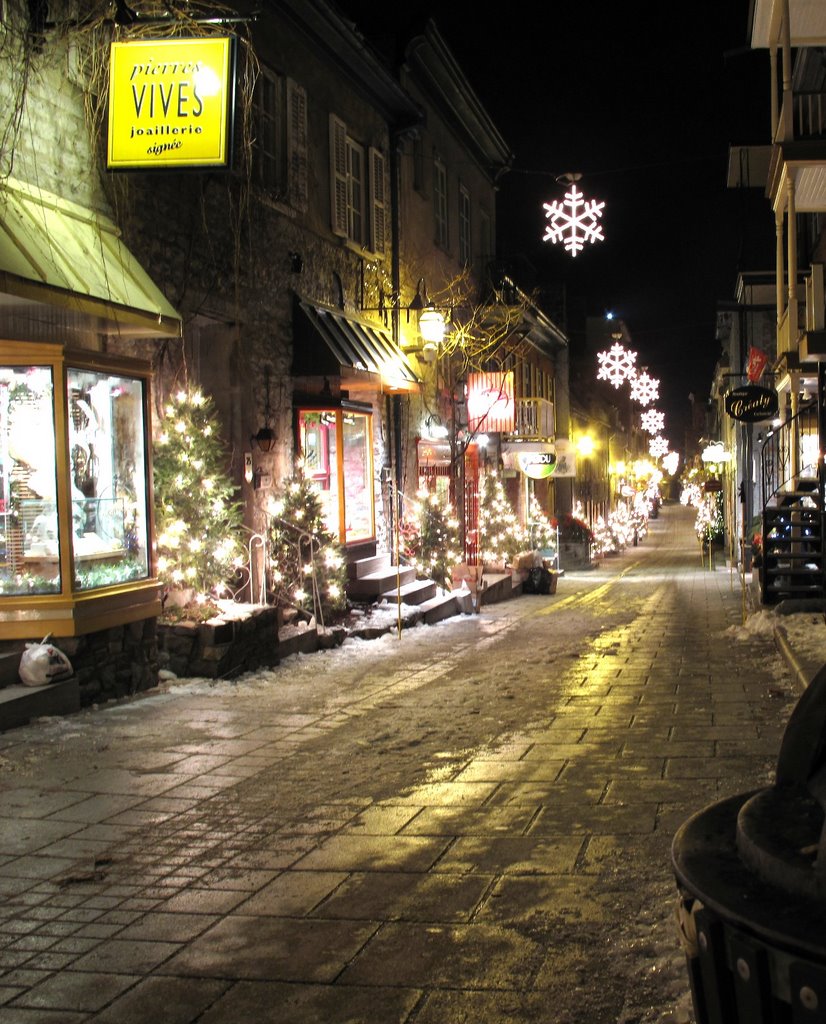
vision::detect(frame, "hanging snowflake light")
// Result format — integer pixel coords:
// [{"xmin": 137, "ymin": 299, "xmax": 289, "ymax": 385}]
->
[
  {"xmin": 640, "ymin": 408, "xmax": 665, "ymax": 435},
  {"xmin": 662, "ymin": 451, "xmax": 680, "ymax": 476},
  {"xmin": 596, "ymin": 343, "xmax": 637, "ymax": 389},
  {"xmin": 630, "ymin": 371, "xmax": 659, "ymax": 406},
  {"xmin": 543, "ymin": 181, "xmax": 605, "ymax": 257},
  {"xmin": 649, "ymin": 435, "xmax": 669, "ymax": 458}
]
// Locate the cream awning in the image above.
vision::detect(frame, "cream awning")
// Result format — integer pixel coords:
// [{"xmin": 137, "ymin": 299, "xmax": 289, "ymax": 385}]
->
[{"xmin": 0, "ymin": 177, "xmax": 181, "ymax": 337}]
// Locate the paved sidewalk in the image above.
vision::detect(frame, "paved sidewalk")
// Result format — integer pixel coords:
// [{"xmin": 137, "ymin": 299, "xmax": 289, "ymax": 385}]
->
[{"xmin": 0, "ymin": 505, "xmax": 800, "ymax": 1024}]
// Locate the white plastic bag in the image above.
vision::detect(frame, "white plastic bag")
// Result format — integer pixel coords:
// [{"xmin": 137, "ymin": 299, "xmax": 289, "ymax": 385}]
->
[{"xmin": 19, "ymin": 636, "xmax": 73, "ymax": 687}]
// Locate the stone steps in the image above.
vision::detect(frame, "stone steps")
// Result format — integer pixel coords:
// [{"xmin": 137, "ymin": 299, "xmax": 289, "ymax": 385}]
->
[
  {"xmin": 379, "ymin": 579, "xmax": 437, "ymax": 605},
  {"xmin": 0, "ymin": 677, "xmax": 80, "ymax": 732}
]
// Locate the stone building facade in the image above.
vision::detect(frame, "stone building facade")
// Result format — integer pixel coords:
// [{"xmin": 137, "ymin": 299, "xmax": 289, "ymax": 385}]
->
[{"xmin": 0, "ymin": 0, "xmax": 572, "ymax": 712}]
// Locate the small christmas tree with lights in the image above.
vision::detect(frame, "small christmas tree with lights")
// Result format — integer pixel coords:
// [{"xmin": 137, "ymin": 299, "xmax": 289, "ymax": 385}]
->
[
  {"xmin": 479, "ymin": 470, "xmax": 525, "ymax": 566},
  {"xmin": 401, "ymin": 489, "xmax": 461, "ymax": 590},
  {"xmin": 267, "ymin": 474, "xmax": 348, "ymax": 624},
  {"xmin": 528, "ymin": 494, "xmax": 558, "ymax": 557},
  {"xmin": 592, "ymin": 515, "xmax": 617, "ymax": 555},
  {"xmin": 695, "ymin": 494, "xmax": 724, "ymax": 548},
  {"xmin": 153, "ymin": 389, "xmax": 243, "ymax": 608}
]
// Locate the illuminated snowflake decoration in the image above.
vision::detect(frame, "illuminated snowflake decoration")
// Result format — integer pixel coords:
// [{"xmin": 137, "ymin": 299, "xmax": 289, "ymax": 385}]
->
[
  {"xmin": 649, "ymin": 435, "xmax": 670, "ymax": 458},
  {"xmin": 662, "ymin": 451, "xmax": 680, "ymax": 476},
  {"xmin": 543, "ymin": 184, "xmax": 605, "ymax": 257},
  {"xmin": 630, "ymin": 371, "xmax": 659, "ymax": 406},
  {"xmin": 640, "ymin": 408, "xmax": 665, "ymax": 435},
  {"xmin": 596, "ymin": 343, "xmax": 637, "ymax": 389}
]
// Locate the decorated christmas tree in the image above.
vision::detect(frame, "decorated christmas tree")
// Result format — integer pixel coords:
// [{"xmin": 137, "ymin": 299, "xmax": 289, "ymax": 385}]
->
[
  {"xmin": 695, "ymin": 494, "xmax": 724, "ymax": 547},
  {"xmin": 592, "ymin": 515, "xmax": 617, "ymax": 555},
  {"xmin": 528, "ymin": 494, "xmax": 558, "ymax": 556},
  {"xmin": 153, "ymin": 389, "xmax": 243, "ymax": 605},
  {"xmin": 401, "ymin": 488, "xmax": 461, "ymax": 589},
  {"xmin": 267, "ymin": 474, "xmax": 347, "ymax": 624},
  {"xmin": 479, "ymin": 470, "xmax": 525, "ymax": 566}
]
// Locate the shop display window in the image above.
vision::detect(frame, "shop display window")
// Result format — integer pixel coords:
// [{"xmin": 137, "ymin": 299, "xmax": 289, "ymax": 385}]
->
[
  {"xmin": 0, "ymin": 360, "xmax": 150, "ymax": 596},
  {"xmin": 0, "ymin": 344, "xmax": 158, "ymax": 638},
  {"xmin": 67, "ymin": 368, "xmax": 149, "ymax": 590},
  {"xmin": 0, "ymin": 366, "xmax": 61, "ymax": 594}
]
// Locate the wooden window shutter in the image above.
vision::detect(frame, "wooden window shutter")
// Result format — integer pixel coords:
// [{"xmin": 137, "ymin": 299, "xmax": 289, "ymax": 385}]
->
[
  {"xmin": 369, "ymin": 147, "xmax": 386, "ymax": 255},
  {"xmin": 329, "ymin": 115, "xmax": 348, "ymax": 237},
  {"xmin": 287, "ymin": 79, "xmax": 308, "ymax": 211}
]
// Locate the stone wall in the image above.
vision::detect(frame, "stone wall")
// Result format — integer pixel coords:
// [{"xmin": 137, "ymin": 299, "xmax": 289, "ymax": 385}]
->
[
  {"xmin": 157, "ymin": 606, "xmax": 280, "ymax": 680},
  {"xmin": 0, "ymin": 618, "xmax": 159, "ymax": 708}
]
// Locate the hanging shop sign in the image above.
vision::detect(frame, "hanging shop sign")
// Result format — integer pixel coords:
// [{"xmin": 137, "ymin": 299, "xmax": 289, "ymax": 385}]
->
[
  {"xmin": 703, "ymin": 478, "xmax": 723, "ymax": 493},
  {"xmin": 466, "ymin": 372, "xmax": 514, "ymax": 433},
  {"xmin": 724, "ymin": 384, "xmax": 778, "ymax": 422},
  {"xmin": 107, "ymin": 37, "xmax": 236, "ymax": 171},
  {"xmin": 417, "ymin": 438, "xmax": 452, "ymax": 467},
  {"xmin": 746, "ymin": 347, "xmax": 769, "ymax": 383},
  {"xmin": 501, "ymin": 443, "xmax": 557, "ymax": 480}
]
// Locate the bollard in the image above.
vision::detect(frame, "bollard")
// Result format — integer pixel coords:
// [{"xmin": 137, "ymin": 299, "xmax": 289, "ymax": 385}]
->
[{"xmin": 672, "ymin": 667, "xmax": 826, "ymax": 1023}]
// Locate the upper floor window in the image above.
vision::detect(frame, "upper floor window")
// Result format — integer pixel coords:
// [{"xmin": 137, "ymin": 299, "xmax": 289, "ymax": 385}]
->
[
  {"xmin": 458, "ymin": 184, "xmax": 471, "ymax": 266},
  {"xmin": 253, "ymin": 69, "xmax": 307, "ymax": 210},
  {"xmin": 434, "ymin": 158, "xmax": 449, "ymax": 249},
  {"xmin": 413, "ymin": 136, "xmax": 426, "ymax": 196},
  {"xmin": 330, "ymin": 115, "xmax": 386, "ymax": 254},
  {"xmin": 479, "ymin": 209, "xmax": 492, "ymax": 265}
]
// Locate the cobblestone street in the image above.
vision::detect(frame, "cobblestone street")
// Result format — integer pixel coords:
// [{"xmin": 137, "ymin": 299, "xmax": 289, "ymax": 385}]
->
[{"xmin": 0, "ymin": 503, "xmax": 799, "ymax": 1023}]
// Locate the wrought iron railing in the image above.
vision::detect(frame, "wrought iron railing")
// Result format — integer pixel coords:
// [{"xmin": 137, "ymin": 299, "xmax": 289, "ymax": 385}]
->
[{"xmin": 760, "ymin": 399, "xmax": 820, "ymax": 507}]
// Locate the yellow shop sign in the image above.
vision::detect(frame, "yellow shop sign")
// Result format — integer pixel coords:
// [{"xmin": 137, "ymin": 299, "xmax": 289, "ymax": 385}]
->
[{"xmin": 107, "ymin": 37, "xmax": 235, "ymax": 170}]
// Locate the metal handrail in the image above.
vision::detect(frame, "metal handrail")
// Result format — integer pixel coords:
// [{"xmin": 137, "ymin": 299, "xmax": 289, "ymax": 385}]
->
[{"xmin": 760, "ymin": 400, "xmax": 820, "ymax": 508}]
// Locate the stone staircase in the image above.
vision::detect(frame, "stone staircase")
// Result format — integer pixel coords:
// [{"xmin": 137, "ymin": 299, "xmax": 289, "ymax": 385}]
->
[
  {"xmin": 345, "ymin": 549, "xmax": 460, "ymax": 623},
  {"xmin": 0, "ymin": 650, "xmax": 80, "ymax": 732},
  {"xmin": 345, "ymin": 547, "xmax": 525, "ymax": 621},
  {"xmin": 761, "ymin": 476, "xmax": 825, "ymax": 604}
]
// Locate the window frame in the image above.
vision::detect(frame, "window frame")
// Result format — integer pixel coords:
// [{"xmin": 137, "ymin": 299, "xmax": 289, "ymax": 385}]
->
[
  {"xmin": 329, "ymin": 115, "xmax": 387, "ymax": 255},
  {"xmin": 434, "ymin": 157, "xmax": 449, "ymax": 250},
  {"xmin": 458, "ymin": 183, "xmax": 471, "ymax": 266}
]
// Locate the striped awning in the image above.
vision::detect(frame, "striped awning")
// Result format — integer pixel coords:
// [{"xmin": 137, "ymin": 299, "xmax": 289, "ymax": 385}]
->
[
  {"xmin": 293, "ymin": 297, "xmax": 420, "ymax": 395},
  {"xmin": 0, "ymin": 177, "xmax": 181, "ymax": 337}
]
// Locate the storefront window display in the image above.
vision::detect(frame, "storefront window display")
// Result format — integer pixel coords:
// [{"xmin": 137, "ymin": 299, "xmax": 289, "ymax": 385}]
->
[
  {"xmin": 0, "ymin": 344, "xmax": 158, "ymax": 639},
  {"xmin": 67, "ymin": 368, "xmax": 148, "ymax": 590},
  {"xmin": 0, "ymin": 361, "xmax": 149, "ymax": 595}
]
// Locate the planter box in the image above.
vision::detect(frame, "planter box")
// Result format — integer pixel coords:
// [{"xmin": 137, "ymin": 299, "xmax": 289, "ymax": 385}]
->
[
  {"xmin": 158, "ymin": 604, "xmax": 280, "ymax": 679},
  {"xmin": 558, "ymin": 541, "xmax": 592, "ymax": 570}
]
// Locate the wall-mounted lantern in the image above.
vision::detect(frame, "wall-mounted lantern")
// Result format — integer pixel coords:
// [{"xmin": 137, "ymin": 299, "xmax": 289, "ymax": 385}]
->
[{"xmin": 251, "ymin": 366, "xmax": 276, "ymax": 452}]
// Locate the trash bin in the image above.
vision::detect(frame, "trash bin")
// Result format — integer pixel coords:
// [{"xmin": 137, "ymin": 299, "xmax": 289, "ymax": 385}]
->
[
  {"xmin": 671, "ymin": 670, "xmax": 826, "ymax": 1023},
  {"xmin": 522, "ymin": 566, "xmax": 557, "ymax": 595}
]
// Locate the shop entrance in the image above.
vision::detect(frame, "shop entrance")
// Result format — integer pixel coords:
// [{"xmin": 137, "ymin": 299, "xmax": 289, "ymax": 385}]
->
[{"xmin": 297, "ymin": 406, "xmax": 374, "ymax": 545}]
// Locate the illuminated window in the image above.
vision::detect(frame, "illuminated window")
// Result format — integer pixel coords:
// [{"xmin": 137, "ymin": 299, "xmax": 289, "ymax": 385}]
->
[{"xmin": 0, "ymin": 345, "xmax": 157, "ymax": 639}]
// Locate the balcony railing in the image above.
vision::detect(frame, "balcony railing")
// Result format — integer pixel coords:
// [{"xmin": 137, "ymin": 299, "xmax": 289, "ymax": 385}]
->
[
  {"xmin": 794, "ymin": 92, "xmax": 826, "ymax": 140},
  {"xmin": 775, "ymin": 91, "xmax": 826, "ymax": 144},
  {"xmin": 502, "ymin": 397, "xmax": 554, "ymax": 440}
]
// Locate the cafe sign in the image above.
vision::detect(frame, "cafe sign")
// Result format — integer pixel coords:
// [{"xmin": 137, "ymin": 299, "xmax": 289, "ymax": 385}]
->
[
  {"xmin": 107, "ymin": 37, "xmax": 236, "ymax": 170},
  {"xmin": 501, "ymin": 442, "xmax": 564, "ymax": 480},
  {"xmin": 724, "ymin": 384, "xmax": 778, "ymax": 423}
]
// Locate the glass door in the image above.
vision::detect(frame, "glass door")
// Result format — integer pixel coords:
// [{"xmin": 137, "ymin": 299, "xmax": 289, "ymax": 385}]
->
[{"xmin": 298, "ymin": 408, "xmax": 374, "ymax": 544}]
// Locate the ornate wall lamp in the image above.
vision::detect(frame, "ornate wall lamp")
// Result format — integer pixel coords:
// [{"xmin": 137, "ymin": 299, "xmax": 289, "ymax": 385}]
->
[
  {"xmin": 251, "ymin": 366, "xmax": 276, "ymax": 453},
  {"xmin": 363, "ymin": 278, "xmax": 449, "ymax": 364}
]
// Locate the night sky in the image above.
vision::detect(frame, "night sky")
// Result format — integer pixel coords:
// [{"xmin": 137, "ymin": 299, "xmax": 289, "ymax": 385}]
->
[{"xmin": 334, "ymin": 1, "xmax": 775, "ymax": 449}]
